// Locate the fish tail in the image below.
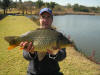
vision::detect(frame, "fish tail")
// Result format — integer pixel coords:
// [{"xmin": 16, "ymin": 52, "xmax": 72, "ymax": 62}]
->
[
  {"xmin": 8, "ymin": 45, "xmax": 17, "ymax": 50},
  {"xmin": 4, "ymin": 36, "xmax": 19, "ymax": 50}
]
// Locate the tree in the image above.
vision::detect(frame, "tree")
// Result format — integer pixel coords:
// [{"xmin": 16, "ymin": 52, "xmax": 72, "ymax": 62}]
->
[
  {"xmin": 79, "ymin": 5, "xmax": 89, "ymax": 12},
  {"xmin": 2, "ymin": 0, "xmax": 12, "ymax": 14},
  {"xmin": 0, "ymin": 0, "xmax": 2, "ymax": 8},
  {"xmin": 90, "ymin": 7, "xmax": 97, "ymax": 12},
  {"xmin": 66, "ymin": 3, "xmax": 72, "ymax": 8},
  {"xmin": 10, "ymin": 2, "xmax": 17, "ymax": 8},
  {"xmin": 19, "ymin": 0, "xmax": 22, "ymax": 3},
  {"xmin": 49, "ymin": 2, "xmax": 56, "ymax": 10},
  {"xmin": 36, "ymin": 0, "xmax": 44, "ymax": 8},
  {"xmin": 96, "ymin": 7, "xmax": 100, "ymax": 13},
  {"xmin": 45, "ymin": 2, "xmax": 50, "ymax": 8},
  {"xmin": 17, "ymin": 0, "xmax": 25, "ymax": 15},
  {"xmin": 24, "ymin": 1, "xmax": 34, "ymax": 14},
  {"xmin": 73, "ymin": 4, "xmax": 79, "ymax": 11}
]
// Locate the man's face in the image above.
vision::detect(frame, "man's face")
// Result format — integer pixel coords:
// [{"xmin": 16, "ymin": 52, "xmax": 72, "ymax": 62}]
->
[{"xmin": 39, "ymin": 12, "xmax": 53, "ymax": 29}]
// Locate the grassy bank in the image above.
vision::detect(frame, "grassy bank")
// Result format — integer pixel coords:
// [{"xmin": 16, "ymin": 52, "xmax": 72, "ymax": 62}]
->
[
  {"xmin": 53, "ymin": 11, "xmax": 100, "ymax": 16},
  {"xmin": 59, "ymin": 47, "xmax": 100, "ymax": 75},
  {"xmin": 0, "ymin": 16, "xmax": 100, "ymax": 75},
  {"xmin": 0, "ymin": 16, "xmax": 38, "ymax": 75}
]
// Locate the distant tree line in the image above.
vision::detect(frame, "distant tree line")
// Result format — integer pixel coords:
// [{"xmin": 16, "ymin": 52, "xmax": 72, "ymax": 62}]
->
[
  {"xmin": 66, "ymin": 4, "xmax": 100, "ymax": 13},
  {"xmin": 0, "ymin": 0, "xmax": 56, "ymax": 15},
  {"xmin": 0, "ymin": 0, "xmax": 12, "ymax": 14},
  {"xmin": 0, "ymin": 0, "xmax": 100, "ymax": 15}
]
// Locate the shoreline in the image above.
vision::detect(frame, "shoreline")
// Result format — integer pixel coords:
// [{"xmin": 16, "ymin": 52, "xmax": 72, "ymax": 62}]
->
[
  {"xmin": 33, "ymin": 11, "xmax": 100, "ymax": 16},
  {"xmin": 53, "ymin": 11, "xmax": 100, "ymax": 16}
]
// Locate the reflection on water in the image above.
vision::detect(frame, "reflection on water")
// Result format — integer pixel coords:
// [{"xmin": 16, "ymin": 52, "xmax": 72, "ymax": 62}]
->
[{"xmin": 53, "ymin": 15, "xmax": 100, "ymax": 62}]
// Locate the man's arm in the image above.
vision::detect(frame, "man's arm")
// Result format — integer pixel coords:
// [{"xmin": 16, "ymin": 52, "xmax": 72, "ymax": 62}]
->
[{"xmin": 23, "ymin": 50, "xmax": 37, "ymax": 61}]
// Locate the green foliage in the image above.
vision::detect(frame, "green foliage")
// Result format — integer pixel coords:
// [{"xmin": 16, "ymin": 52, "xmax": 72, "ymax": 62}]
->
[
  {"xmin": 73, "ymin": 4, "xmax": 90, "ymax": 12},
  {"xmin": 2, "ymin": 0, "xmax": 12, "ymax": 9},
  {"xmin": 79, "ymin": 5, "xmax": 89, "ymax": 12},
  {"xmin": 66, "ymin": 3, "xmax": 72, "ymax": 8},
  {"xmin": 45, "ymin": 2, "xmax": 50, "ymax": 8},
  {"xmin": 36, "ymin": 0, "xmax": 44, "ymax": 8},
  {"xmin": 49, "ymin": 2, "xmax": 56, "ymax": 10},
  {"xmin": 45, "ymin": 2, "xmax": 56, "ymax": 10},
  {"xmin": 1, "ymin": 0, "xmax": 100, "ymax": 15},
  {"xmin": 89, "ymin": 7, "xmax": 100, "ymax": 13},
  {"xmin": 1, "ymin": 0, "xmax": 12, "ymax": 14},
  {"xmin": 54, "ymin": 5, "xmax": 65, "ymax": 11},
  {"xmin": 72, "ymin": 4, "xmax": 100, "ymax": 13},
  {"xmin": 73, "ymin": 4, "xmax": 80, "ymax": 11},
  {"xmin": 19, "ymin": 0, "xmax": 22, "ymax": 3},
  {"xmin": 96, "ymin": 7, "xmax": 100, "ymax": 13},
  {"xmin": 9, "ymin": 2, "xmax": 17, "ymax": 8},
  {"xmin": 0, "ymin": 0, "xmax": 1, "ymax": 8}
]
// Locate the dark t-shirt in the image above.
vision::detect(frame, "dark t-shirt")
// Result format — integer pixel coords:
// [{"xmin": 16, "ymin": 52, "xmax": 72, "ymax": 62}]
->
[
  {"xmin": 23, "ymin": 48, "xmax": 66, "ymax": 74},
  {"xmin": 22, "ymin": 28, "xmax": 66, "ymax": 74}
]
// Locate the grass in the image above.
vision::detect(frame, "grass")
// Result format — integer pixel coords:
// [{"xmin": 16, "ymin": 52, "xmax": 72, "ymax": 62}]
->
[
  {"xmin": 0, "ymin": 16, "xmax": 100, "ymax": 75},
  {"xmin": 0, "ymin": 16, "xmax": 38, "ymax": 75},
  {"xmin": 59, "ymin": 47, "xmax": 100, "ymax": 75}
]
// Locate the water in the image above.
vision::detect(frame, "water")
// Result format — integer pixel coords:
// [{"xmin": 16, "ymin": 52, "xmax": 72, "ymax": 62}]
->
[{"xmin": 53, "ymin": 15, "xmax": 100, "ymax": 62}]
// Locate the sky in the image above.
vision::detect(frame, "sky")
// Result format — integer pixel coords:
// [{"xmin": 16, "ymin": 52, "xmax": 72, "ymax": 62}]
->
[{"xmin": 13, "ymin": 0, "xmax": 100, "ymax": 7}]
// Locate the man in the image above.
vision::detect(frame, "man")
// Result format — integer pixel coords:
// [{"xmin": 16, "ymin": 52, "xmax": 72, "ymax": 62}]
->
[{"xmin": 20, "ymin": 8, "xmax": 66, "ymax": 75}]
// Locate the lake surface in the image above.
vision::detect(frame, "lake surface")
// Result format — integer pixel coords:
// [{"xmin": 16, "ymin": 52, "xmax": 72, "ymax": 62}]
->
[{"xmin": 53, "ymin": 15, "xmax": 100, "ymax": 62}]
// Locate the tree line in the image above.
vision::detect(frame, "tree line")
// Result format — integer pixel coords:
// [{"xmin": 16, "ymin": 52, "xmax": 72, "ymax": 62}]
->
[
  {"xmin": 0, "ymin": 0, "xmax": 100, "ymax": 15},
  {"xmin": 67, "ymin": 4, "xmax": 100, "ymax": 13},
  {"xmin": 0, "ymin": 0, "xmax": 56, "ymax": 15}
]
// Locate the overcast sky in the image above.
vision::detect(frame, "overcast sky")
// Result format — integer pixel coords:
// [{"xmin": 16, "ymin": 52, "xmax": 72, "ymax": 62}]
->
[{"xmin": 13, "ymin": 0, "xmax": 100, "ymax": 7}]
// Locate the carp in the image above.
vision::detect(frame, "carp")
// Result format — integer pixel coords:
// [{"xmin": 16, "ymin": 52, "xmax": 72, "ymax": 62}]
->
[{"xmin": 4, "ymin": 29, "xmax": 72, "ymax": 61}]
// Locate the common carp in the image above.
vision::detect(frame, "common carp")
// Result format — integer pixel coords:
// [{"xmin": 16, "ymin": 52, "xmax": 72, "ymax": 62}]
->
[{"xmin": 4, "ymin": 28, "xmax": 72, "ymax": 61}]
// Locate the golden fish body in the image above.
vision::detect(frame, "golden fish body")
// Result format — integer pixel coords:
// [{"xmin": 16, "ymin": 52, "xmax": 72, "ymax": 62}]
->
[{"xmin": 4, "ymin": 29, "xmax": 72, "ymax": 61}]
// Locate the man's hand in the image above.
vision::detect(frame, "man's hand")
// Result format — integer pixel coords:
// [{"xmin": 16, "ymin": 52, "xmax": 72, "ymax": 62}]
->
[{"xmin": 19, "ymin": 41, "xmax": 34, "ymax": 53}]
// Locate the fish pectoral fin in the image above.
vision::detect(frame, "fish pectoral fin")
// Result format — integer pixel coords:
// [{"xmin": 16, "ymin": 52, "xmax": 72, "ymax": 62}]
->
[
  {"xmin": 8, "ymin": 45, "xmax": 17, "ymax": 50},
  {"xmin": 37, "ymin": 52, "xmax": 47, "ymax": 61},
  {"xmin": 19, "ymin": 47, "xmax": 24, "ymax": 50}
]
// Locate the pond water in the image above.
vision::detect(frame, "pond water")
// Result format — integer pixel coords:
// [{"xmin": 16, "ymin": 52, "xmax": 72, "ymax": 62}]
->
[{"xmin": 53, "ymin": 15, "xmax": 100, "ymax": 62}]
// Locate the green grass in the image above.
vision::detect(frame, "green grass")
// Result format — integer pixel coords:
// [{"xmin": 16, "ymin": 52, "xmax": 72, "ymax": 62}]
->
[
  {"xmin": 59, "ymin": 47, "xmax": 100, "ymax": 75},
  {"xmin": 0, "ymin": 16, "xmax": 100, "ymax": 75},
  {"xmin": 0, "ymin": 16, "xmax": 38, "ymax": 75}
]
